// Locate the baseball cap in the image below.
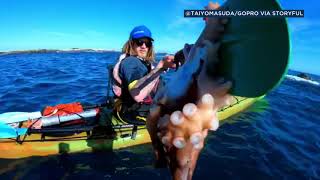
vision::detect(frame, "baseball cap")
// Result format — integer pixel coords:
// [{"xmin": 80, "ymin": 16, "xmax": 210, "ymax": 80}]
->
[{"xmin": 130, "ymin": 25, "xmax": 154, "ymax": 41}]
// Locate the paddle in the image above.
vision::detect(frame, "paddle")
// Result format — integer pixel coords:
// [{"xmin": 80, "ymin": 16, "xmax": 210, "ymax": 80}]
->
[
  {"xmin": 0, "ymin": 111, "xmax": 42, "ymax": 124},
  {"xmin": 0, "ymin": 102, "xmax": 109, "ymax": 138},
  {"xmin": 217, "ymin": 0, "xmax": 290, "ymax": 97},
  {"xmin": 0, "ymin": 121, "xmax": 27, "ymax": 138},
  {"xmin": 0, "ymin": 102, "xmax": 109, "ymax": 124}
]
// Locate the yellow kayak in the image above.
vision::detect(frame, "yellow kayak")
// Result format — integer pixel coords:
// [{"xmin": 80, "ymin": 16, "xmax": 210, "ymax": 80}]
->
[{"xmin": 0, "ymin": 96, "xmax": 261, "ymax": 159}]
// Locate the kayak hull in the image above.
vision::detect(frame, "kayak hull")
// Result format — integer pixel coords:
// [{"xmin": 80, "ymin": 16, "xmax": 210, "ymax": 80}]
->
[{"xmin": 0, "ymin": 96, "xmax": 261, "ymax": 159}]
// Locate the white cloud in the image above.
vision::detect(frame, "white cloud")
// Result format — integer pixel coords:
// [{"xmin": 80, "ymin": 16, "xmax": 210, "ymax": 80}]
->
[
  {"xmin": 47, "ymin": 31, "xmax": 69, "ymax": 37},
  {"xmin": 157, "ymin": 31, "xmax": 200, "ymax": 53},
  {"xmin": 167, "ymin": 16, "xmax": 202, "ymax": 30},
  {"xmin": 289, "ymin": 19, "xmax": 320, "ymax": 54},
  {"xmin": 82, "ymin": 30, "xmax": 106, "ymax": 38},
  {"xmin": 157, "ymin": 37, "xmax": 186, "ymax": 53},
  {"xmin": 176, "ymin": 0, "xmax": 202, "ymax": 7},
  {"xmin": 33, "ymin": 29, "xmax": 107, "ymax": 40},
  {"xmin": 46, "ymin": 31, "xmax": 78, "ymax": 39},
  {"xmin": 289, "ymin": 19, "xmax": 320, "ymax": 33}
]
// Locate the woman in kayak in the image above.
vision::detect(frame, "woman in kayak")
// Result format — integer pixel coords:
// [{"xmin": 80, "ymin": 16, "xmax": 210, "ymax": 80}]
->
[{"xmin": 111, "ymin": 25, "xmax": 176, "ymax": 122}]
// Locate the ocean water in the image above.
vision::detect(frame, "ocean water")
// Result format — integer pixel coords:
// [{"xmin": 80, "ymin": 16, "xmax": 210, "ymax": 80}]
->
[{"xmin": 0, "ymin": 52, "xmax": 319, "ymax": 180}]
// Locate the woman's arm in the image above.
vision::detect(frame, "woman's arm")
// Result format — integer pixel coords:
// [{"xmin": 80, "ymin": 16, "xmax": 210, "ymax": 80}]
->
[{"xmin": 129, "ymin": 56, "xmax": 175, "ymax": 102}]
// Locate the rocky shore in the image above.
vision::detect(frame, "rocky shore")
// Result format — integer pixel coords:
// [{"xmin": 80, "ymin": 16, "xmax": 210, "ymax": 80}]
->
[{"xmin": 0, "ymin": 48, "xmax": 117, "ymax": 55}]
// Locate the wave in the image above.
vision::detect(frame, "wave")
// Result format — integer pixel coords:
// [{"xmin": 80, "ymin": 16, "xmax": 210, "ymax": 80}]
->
[{"xmin": 285, "ymin": 75, "xmax": 319, "ymax": 86}]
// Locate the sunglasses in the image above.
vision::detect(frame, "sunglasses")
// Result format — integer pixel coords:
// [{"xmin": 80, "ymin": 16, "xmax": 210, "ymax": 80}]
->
[{"xmin": 133, "ymin": 39, "xmax": 153, "ymax": 48}]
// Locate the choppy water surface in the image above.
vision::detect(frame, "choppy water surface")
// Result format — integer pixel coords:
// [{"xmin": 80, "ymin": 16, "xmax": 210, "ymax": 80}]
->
[{"xmin": 0, "ymin": 52, "xmax": 319, "ymax": 179}]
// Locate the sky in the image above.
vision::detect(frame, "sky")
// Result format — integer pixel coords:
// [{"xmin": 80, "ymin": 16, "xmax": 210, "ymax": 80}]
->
[{"xmin": 0, "ymin": 0, "xmax": 319, "ymax": 75}]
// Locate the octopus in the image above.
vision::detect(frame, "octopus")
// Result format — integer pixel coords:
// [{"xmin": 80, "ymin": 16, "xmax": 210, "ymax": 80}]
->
[{"xmin": 146, "ymin": 2, "xmax": 232, "ymax": 180}]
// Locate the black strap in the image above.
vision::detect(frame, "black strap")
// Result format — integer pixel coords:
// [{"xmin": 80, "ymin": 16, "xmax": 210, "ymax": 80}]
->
[{"xmin": 106, "ymin": 64, "xmax": 114, "ymax": 106}]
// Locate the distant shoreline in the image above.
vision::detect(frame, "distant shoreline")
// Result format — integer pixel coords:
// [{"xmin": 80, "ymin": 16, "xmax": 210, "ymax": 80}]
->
[
  {"xmin": 0, "ymin": 48, "xmax": 118, "ymax": 55},
  {"xmin": 0, "ymin": 50, "xmax": 318, "ymax": 76},
  {"xmin": 0, "ymin": 48, "xmax": 170, "ymax": 56}
]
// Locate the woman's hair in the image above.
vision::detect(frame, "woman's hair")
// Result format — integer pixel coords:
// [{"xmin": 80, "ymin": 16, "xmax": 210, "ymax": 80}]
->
[{"xmin": 122, "ymin": 39, "xmax": 155, "ymax": 62}]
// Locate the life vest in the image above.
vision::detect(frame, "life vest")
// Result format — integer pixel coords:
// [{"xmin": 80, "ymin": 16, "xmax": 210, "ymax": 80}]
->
[
  {"xmin": 111, "ymin": 53, "xmax": 127, "ymax": 97},
  {"xmin": 110, "ymin": 54, "xmax": 152, "ymax": 123},
  {"xmin": 111, "ymin": 54, "xmax": 155, "ymax": 101}
]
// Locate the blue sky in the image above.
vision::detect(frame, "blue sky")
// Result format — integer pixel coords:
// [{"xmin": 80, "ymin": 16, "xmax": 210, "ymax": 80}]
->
[{"xmin": 0, "ymin": 0, "xmax": 319, "ymax": 75}]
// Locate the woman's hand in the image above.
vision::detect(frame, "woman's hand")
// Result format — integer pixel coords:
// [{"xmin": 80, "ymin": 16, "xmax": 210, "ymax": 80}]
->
[{"xmin": 156, "ymin": 55, "xmax": 176, "ymax": 71}]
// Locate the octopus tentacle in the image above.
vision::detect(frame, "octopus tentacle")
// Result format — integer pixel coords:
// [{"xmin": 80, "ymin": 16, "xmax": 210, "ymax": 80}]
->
[
  {"xmin": 147, "ymin": 42, "xmax": 233, "ymax": 179},
  {"xmin": 146, "ymin": 3, "xmax": 233, "ymax": 179}
]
